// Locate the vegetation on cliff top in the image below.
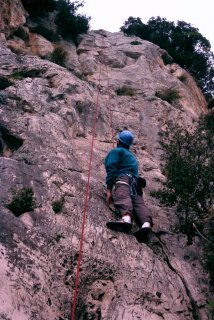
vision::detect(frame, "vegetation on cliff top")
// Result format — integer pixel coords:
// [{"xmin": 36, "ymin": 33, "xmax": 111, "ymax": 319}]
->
[
  {"xmin": 21, "ymin": 0, "xmax": 90, "ymax": 40},
  {"xmin": 121, "ymin": 16, "xmax": 214, "ymax": 102}
]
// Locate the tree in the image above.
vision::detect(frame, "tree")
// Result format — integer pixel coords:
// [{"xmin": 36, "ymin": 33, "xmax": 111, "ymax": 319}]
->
[
  {"xmin": 21, "ymin": 0, "xmax": 56, "ymax": 17},
  {"xmin": 121, "ymin": 16, "xmax": 214, "ymax": 100},
  {"xmin": 55, "ymin": 0, "xmax": 90, "ymax": 40},
  {"xmin": 152, "ymin": 113, "xmax": 214, "ymax": 238},
  {"xmin": 21, "ymin": 0, "xmax": 90, "ymax": 40},
  {"xmin": 203, "ymin": 217, "xmax": 214, "ymax": 291}
]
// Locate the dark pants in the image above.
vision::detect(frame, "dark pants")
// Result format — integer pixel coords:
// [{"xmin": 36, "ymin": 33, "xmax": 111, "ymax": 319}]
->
[{"xmin": 112, "ymin": 175, "xmax": 152, "ymax": 226}]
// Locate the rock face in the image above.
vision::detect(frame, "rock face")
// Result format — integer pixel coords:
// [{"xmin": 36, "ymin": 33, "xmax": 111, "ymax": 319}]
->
[
  {"xmin": 0, "ymin": 24, "xmax": 211, "ymax": 320},
  {"xmin": 0, "ymin": 0, "xmax": 26, "ymax": 36}
]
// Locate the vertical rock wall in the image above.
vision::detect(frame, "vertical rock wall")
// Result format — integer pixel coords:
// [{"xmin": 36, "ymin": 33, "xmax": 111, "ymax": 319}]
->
[
  {"xmin": 0, "ymin": 0, "xmax": 26, "ymax": 36},
  {"xmin": 0, "ymin": 27, "xmax": 211, "ymax": 320}
]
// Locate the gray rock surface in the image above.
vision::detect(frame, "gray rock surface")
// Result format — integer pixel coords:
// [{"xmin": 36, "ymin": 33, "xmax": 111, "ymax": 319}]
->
[
  {"xmin": 0, "ymin": 27, "xmax": 211, "ymax": 320},
  {"xmin": 0, "ymin": 0, "xmax": 26, "ymax": 36}
]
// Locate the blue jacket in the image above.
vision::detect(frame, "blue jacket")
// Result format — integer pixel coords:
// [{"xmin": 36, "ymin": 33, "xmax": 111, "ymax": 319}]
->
[{"xmin": 104, "ymin": 146, "xmax": 138, "ymax": 190}]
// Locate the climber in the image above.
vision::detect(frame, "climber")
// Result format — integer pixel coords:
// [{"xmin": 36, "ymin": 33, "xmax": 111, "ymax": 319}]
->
[{"xmin": 104, "ymin": 130, "xmax": 153, "ymax": 243}]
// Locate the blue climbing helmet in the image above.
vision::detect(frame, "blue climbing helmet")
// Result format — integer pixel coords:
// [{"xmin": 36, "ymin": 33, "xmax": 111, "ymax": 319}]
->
[{"xmin": 118, "ymin": 130, "xmax": 134, "ymax": 146}]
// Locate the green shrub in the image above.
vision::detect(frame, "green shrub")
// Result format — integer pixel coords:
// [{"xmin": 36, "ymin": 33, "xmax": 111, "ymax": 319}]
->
[
  {"xmin": 11, "ymin": 70, "xmax": 42, "ymax": 79},
  {"xmin": 21, "ymin": 0, "xmax": 56, "ymax": 18},
  {"xmin": 204, "ymin": 217, "xmax": 214, "ymax": 290},
  {"xmin": 208, "ymin": 300, "xmax": 214, "ymax": 319},
  {"xmin": 52, "ymin": 197, "xmax": 65, "ymax": 213},
  {"xmin": 0, "ymin": 76, "xmax": 12, "ymax": 90},
  {"xmin": 155, "ymin": 88, "xmax": 181, "ymax": 103},
  {"xmin": 151, "ymin": 113, "xmax": 214, "ymax": 289},
  {"xmin": 203, "ymin": 110, "xmax": 214, "ymax": 132},
  {"xmin": 76, "ymin": 132, "xmax": 86, "ymax": 138},
  {"xmin": 55, "ymin": 0, "xmax": 90, "ymax": 40},
  {"xmin": 120, "ymin": 16, "xmax": 214, "ymax": 100},
  {"xmin": 11, "ymin": 71, "xmax": 24, "ymax": 80},
  {"xmin": 21, "ymin": 0, "xmax": 90, "ymax": 40},
  {"xmin": 151, "ymin": 117, "xmax": 214, "ymax": 237},
  {"xmin": 208, "ymin": 98, "xmax": 214, "ymax": 109},
  {"xmin": 161, "ymin": 52, "xmax": 173, "ymax": 65},
  {"xmin": 178, "ymin": 74, "xmax": 187, "ymax": 83},
  {"xmin": 0, "ymin": 124, "xmax": 23, "ymax": 151},
  {"xmin": 54, "ymin": 233, "xmax": 65, "ymax": 243},
  {"xmin": 116, "ymin": 87, "xmax": 135, "ymax": 96},
  {"xmin": 7, "ymin": 45, "xmax": 24, "ymax": 55},
  {"xmin": 130, "ymin": 41, "xmax": 142, "ymax": 45},
  {"xmin": 14, "ymin": 27, "xmax": 29, "ymax": 41},
  {"xmin": 50, "ymin": 46, "xmax": 68, "ymax": 67},
  {"xmin": 74, "ymin": 72, "xmax": 87, "ymax": 81},
  {"xmin": 31, "ymin": 25, "xmax": 58, "ymax": 42},
  {"xmin": 6, "ymin": 188, "xmax": 36, "ymax": 216}
]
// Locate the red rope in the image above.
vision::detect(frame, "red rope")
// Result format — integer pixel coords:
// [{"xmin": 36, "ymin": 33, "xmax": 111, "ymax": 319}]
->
[{"xmin": 71, "ymin": 37, "xmax": 108, "ymax": 320}]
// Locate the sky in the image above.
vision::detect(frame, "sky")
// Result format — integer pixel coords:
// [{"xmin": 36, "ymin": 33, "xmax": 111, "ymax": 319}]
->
[{"xmin": 79, "ymin": 0, "xmax": 214, "ymax": 51}]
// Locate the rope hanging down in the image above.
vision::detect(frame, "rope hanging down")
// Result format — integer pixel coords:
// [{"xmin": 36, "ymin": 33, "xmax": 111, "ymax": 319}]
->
[{"xmin": 71, "ymin": 36, "xmax": 113, "ymax": 320}]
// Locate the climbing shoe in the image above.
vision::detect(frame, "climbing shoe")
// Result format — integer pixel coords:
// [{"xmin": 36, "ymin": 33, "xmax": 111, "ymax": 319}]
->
[
  {"xmin": 133, "ymin": 227, "xmax": 152, "ymax": 243},
  {"xmin": 106, "ymin": 220, "xmax": 132, "ymax": 233}
]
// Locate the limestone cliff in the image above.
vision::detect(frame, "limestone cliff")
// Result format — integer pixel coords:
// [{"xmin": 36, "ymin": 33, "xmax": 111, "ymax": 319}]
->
[
  {"xmin": 0, "ymin": 0, "xmax": 26, "ymax": 36},
  {"xmin": 0, "ymin": 5, "xmax": 212, "ymax": 320}
]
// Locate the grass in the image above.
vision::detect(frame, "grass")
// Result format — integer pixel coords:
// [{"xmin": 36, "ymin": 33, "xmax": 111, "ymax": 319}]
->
[
  {"xmin": 50, "ymin": 46, "xmax": 68, "ymax": 67},
  {"xmin": 11, "ymin": 69, "xmax": 41, "ymax": 80},
  {"xmin": 52, "ymin": 197, "xmax": 65, "ymax": 213},
  {"xmin": 54, "ymin": 233, "xmax": 65, "ymax": 243},
  {"xmin": 11, "ymin": 71, "xmax": 24, "ymax": 80},
  {"xmin": 130, "ymin": 41, "xmax": 142, "ymax": 45},
  {"xmin": 31, "ymin": 25, "xmax": 58, "ymax": 42},
  {"xmin": 178, "ymin": 74, "xmax": 188, "ymax": 83},
  {"xmin": 208, "ymin": 98, "xmax": 214, "ymax": 110},
  {"xmin": 116, "ymin": 86, "xmax": 136, "ymax": 96},
  {"xmin": 0, "ymin": 124, "xmax": 23, "ymax": 151},
  {"xmin": 208, "ymin": 301, "xmax": 214, "ymax": 320},
  {"xmin": 155, "ymin": 87, "xmax": 181, "ymax": 104},
  {"xmin": 161, "ymin": 52, "xmax": 173, "ymax": 65},
  {"xmin": 7, "ymin": 45, "xmax": 24, "ymax": 55},
  {"xmin": 0, "ymin": 76, "xmax": 12, "ymax": 90}
]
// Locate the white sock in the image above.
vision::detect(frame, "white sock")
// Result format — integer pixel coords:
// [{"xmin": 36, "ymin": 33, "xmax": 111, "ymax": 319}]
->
[
  {"xmin": 122, "ymin": 215, "xmax": 131, "ymax": 223},
  {"xmin": 142, "ymin": 222, "xmax": 151, "ymax": 229}
]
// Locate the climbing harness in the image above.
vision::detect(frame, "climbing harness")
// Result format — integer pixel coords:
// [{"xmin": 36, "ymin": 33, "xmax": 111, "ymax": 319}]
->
[{"xmin": 115, "ymin": 174, "xmax": 138, "ymax": 196}]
